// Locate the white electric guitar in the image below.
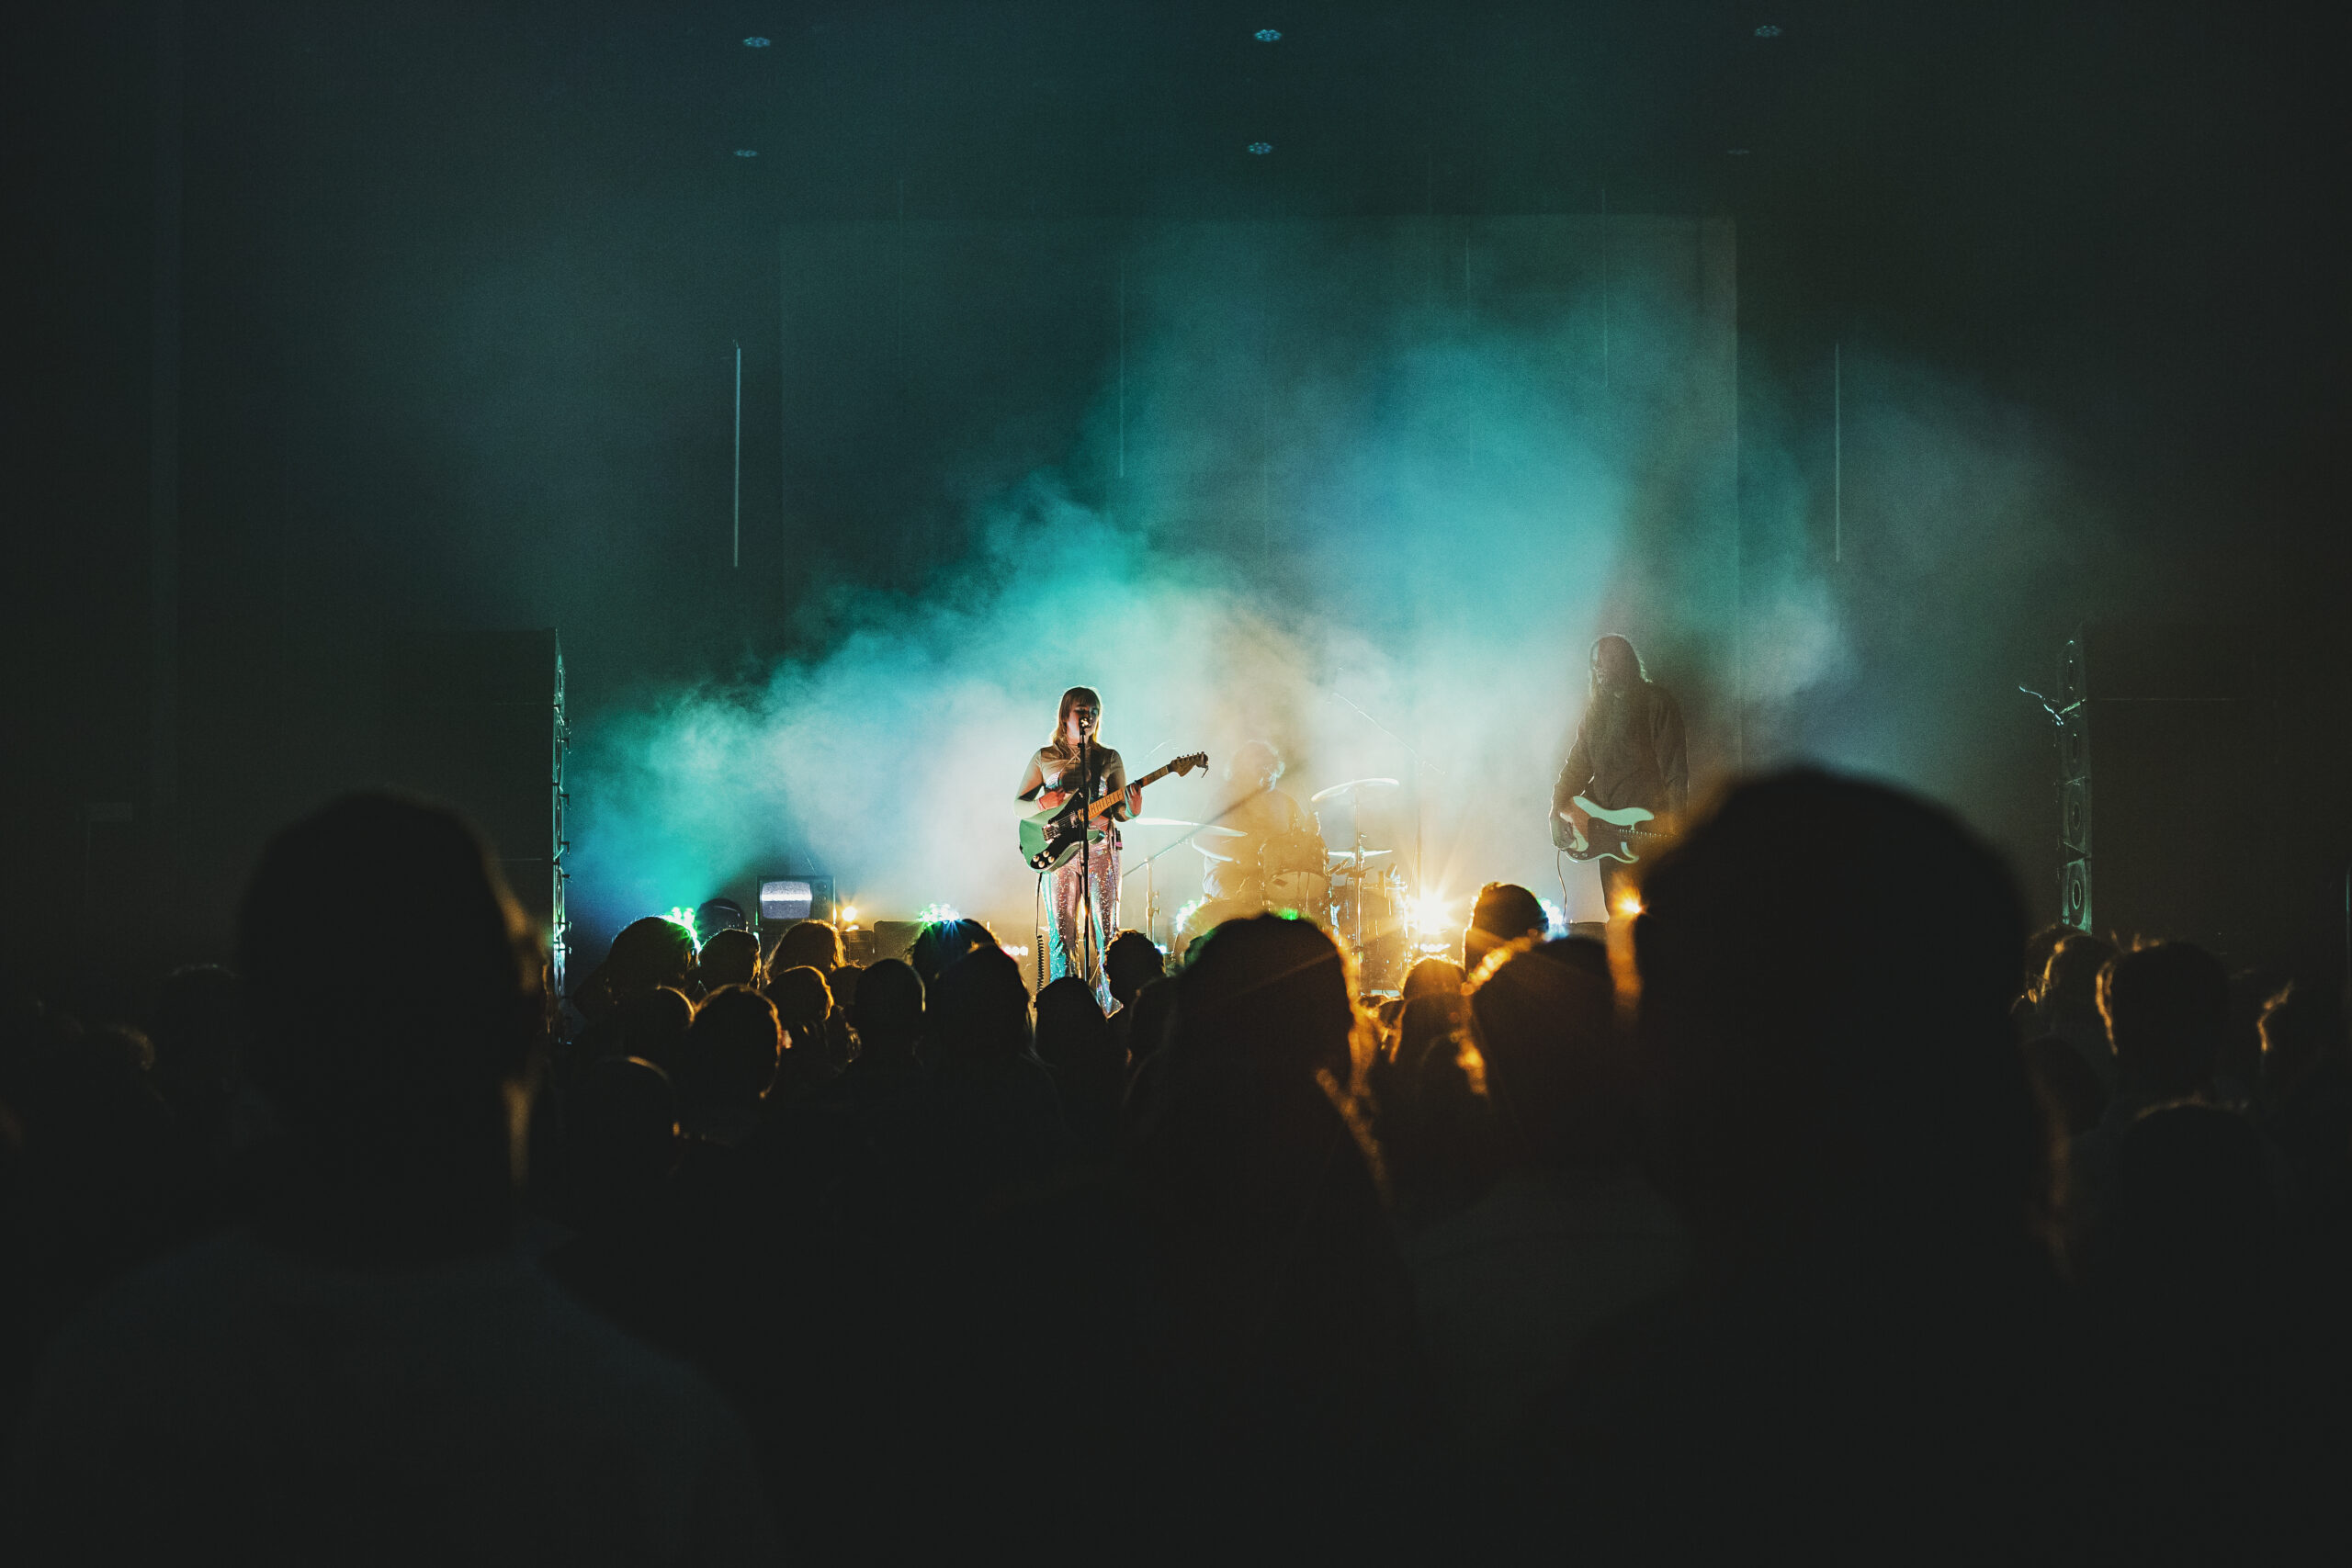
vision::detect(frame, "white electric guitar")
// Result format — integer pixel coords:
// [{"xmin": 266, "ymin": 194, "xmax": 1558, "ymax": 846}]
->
[{"xmin": 1553, "ymin": 795, "xmax": 1676, "ymax": 865}]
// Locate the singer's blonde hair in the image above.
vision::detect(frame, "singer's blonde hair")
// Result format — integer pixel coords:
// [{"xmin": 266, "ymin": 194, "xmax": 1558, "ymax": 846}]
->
[{"xmin": 1042, "ymin": 685, "xmax": 1104, "ymax": 761}]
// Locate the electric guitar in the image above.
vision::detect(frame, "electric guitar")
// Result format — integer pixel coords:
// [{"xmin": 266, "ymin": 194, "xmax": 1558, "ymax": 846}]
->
[
  {"xmin": 1020, "ymin": 751, "xmax": 1209, "ymax": 871},
  {"xmin": 1553, "ymin": 795, "xmax": 1677, "ymax": 865}
]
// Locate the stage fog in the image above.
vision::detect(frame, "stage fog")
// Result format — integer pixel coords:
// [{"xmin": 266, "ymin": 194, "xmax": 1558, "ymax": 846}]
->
[{"xmin": 567, "ymin": 214, "xmax": 2095, "ymax": 947}]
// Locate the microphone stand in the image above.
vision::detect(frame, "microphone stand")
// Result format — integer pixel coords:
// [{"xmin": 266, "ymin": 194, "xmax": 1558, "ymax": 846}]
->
[{"xmin": 1077, "ymin": 731, "xmax": 1097, "ymax": 993}]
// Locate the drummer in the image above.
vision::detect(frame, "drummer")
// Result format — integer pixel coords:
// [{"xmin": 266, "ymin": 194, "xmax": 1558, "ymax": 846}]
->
[{"xmin": 1198, "ymin": 739, "xmax": 1317, "ymax": 911}]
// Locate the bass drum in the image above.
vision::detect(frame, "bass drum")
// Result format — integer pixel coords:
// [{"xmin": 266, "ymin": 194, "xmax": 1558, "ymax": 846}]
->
[
  {"xmin": 1329, "ymin": 864, "xmax": 1408, "ymax": 993},
  {"xmin": 1258, "ymin": 829, "xmax": 1330, "ymax": 918}
]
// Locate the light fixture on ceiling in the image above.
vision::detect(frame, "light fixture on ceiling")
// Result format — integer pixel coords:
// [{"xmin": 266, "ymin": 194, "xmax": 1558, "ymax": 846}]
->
[
  {"xmin": 1255, "ymin": 28, "xmax": 1282, "ymax": 41},
  {"xmin": 1247, "ymin": 141, "xmax": 1272, "ymax": 154},
  {"xmin": 744, "ymin": 36, "xmax": 771, "ymax": 48},
  {"xmin": 734, "ymin": 149, "xmax": 759, "ymax": 158},
  {"xmin": 1754, "ymin": 24, "xmax": 1782, "ymax": 38}
]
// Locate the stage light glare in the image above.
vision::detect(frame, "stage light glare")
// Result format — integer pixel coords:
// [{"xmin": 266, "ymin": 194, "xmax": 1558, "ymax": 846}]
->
[
  {"xmin": 916, "ymin": 901, "xmax": 961, "ymax": 924},
  {"xmin": 838, "ymin": 905, "xmax": 859, "ymax": 927},
  {"xmin": 1247, "ymin": 141, "xmax": 1273, "ymax": 154},
  {"xmin": 743, "ymin": 36, "xmax": 771, "ymax": 48},
  {"xmin": 1408, "ymin": 893, "xmax": 1452, "ymax": 936},
  {"xmin": 1254, "ymin": 28, "xmax": 1283, "ymax": 42},
  {"xmin": 1755, "ymin": 24, "xmax": 1783, "ymax": 38},
  {"xmin": 1614, "ymin": 892, "xmax": 1645, "ymax": 919},
  {"xmin": 664, "ymin": 906, "xmax": 701, "ymax": 944},
  {"xmin": 1540, "ymin": 897, "xmax": 1569, "ymax": 938},
  {"xmin": 734, "ymin": 149, "xmax": 759, "ymax": 158}
]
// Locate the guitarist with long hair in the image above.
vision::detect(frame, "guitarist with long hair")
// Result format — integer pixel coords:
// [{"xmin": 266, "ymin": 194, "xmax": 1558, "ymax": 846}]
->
[
  {"xmin": 1017, "ymin": 686, "xmax": 1138, "ymax": 1004},
  {"xmin": 1554, "ymin": 635, "xmax": 1688, "ymax": 919}
]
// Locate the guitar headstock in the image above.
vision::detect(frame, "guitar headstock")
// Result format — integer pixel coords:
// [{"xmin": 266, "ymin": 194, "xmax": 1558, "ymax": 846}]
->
[{"xmin": 1170, "ymin": 751, "xmax": 1209, "ymax": 777}]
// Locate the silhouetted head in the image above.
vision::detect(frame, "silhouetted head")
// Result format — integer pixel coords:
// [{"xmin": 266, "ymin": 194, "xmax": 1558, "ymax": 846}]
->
[
  {"xmin": 2257, "ymin": 976, "xmax": 2345, "ymax": 1100},
  {"xmin": 1105, "ymin": 930, "xmax": 1166, "ymax": 1009},
  {"xmin": 567, "ymin": 1055, "xmax": 680, "ymax": 1214},
  {"xmin": 1465, "ymin": 882, "xmax": 1548, "ymax": 977},
  {"xmin": 771, "ymin": 919, "xmax": 844, "ymax": 978},
  {"xmin": 614, "ymin": 986, "xmax": 695, "ymax": 1073},
  {"xmin": 851, "ymin": 959, "xmax": 924, "ymax": 1054},
  {"xmin": 909, "ymin": 919, "xmax": 996, "ymax": 989},
  {"xmin": 1590, "ymin": 634, "xmax": 1645, "ymax": 695},
  {"xmin": 1466, "ymin": 936, "xmax": 1629, "ymax": 1169},
  {"xmin": 2099, "ymin": 942, "xmax": 2229, "ymax": 1098},
  {"xmin": 1170, "ymin": 914, "xmax": 1358, "ymax": 1088},
  {"xmin": 1385, "ymin": 989, "xmax": 1496, "ymax": 1212},
  {"xmin": 2020, "ymin": 924, "xmax": 2072, "ymax": 999},
  {"xmin": 236, "ymin": 793, "xmax": 539, "ymax": 1258},
  {"xmin": 673, "ymin": 984, "xmax": 781, "ymax": 1122},
  {"xmin": 930, "ymin": 944, "xmax": 1032, "ymax": 1066},
  {"xmin": 1400, "ymin": 956, "xmax": 1465, "ymax": 1004},
  {"xmin": 2040, "ymin": 932, "xmax": 2117, "ymax": 1014},
  {"xmin": 763, "ymin": 964, "xmax": 835, "ymax": 1083},
  {"xmin": 603, "ymin": 917, "xmax": 699, "ymax": 1001},
  {"xmin": 1035, "ymin": 976, "xmax": 1115, "ymax": 1074},
  {"xmin": 695, "ymin": 897, "xmax": 750, "ymax": 936},
  {"xmin": 1634, "ymin": 768, "xmax": 2036, "ymax": 1258},
  {"xmin": 1052, "ymin": 685, "xmax": 1104, "ymax": 752},
  {"xmin": 697, "ymin": 928, "xmax": 762, "ymax": 990}
]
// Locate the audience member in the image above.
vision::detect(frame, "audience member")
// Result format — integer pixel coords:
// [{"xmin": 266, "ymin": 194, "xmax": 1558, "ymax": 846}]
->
[
  {"xmin": 1103, "ymin": 929, "xmax": 1164, "ymax": 1013},
  {"xmin": 762, "ymin": 964, "xmax": 840, "ymax": 1098},
  {"xmin": 1400, "ymin": 955, "xmax": 1466, "ymax": 1003},
  {"xmin": 1404, "ymin": 937, "xmax": 1687, "ymax": 1454},
  {"xmin": 590, "ymin": 917, "xmax": 701, "ymax": 1010},
  {"xmin": 2256, "ymin": 976, "xmax": 2352, "ymax": 1229},
  {"xmin": 1533, "ymin": 769, "xmax": 2069, "ymax": 1553},
  {"xmin": 6, "ymin": 793, "xmax": 774, "ymax": 1560},
  {"xmin": 2034, "ymin": 931, "xmax": 2119, "ymax": 1089},
  {"xmin": 768, "ymin": 919, "xmax": 843, "ymax": 981},
  {"xmin": 552, "ymin": 1055, "xmax": 681, "ymax": 1235},
  {"xmin": 696, "ymin": 927, "xmax": 762, "ymax": 990},
  {"xmin": 2067, "ymin": 940, "xmax": 2232, "ymax": 1241},
  {"xmin": 1381, "ymin": 990, "xmax": 1493, "ymax": 1224},
  {"xmin": 1034, "ymin": 976, "xmax": 1124, "ymax": 1156},
  {"xmin": 609, "ymin": 985, "xmax": 694, "ymax": 1075},
  {"xmin": 2023, "ymin": 1032, "xmax": 2109, "ymax": 1139},
  {"xmin": 1126, "ymin": 915, "xmax": 1425, "ymax": 1535},
  {"xmin": 1464, "ymin": 882, "xmax": 1547, "ymax": 976},
  {"xmin": 673, "ymin": 986, "xmax": 782, "ymax": 1147}
]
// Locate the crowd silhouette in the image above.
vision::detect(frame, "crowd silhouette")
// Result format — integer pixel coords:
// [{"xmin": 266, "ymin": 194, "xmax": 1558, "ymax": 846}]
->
[{"xmin": 3, "ymin": 769, "xmax": 2347, "ymax": 1559}]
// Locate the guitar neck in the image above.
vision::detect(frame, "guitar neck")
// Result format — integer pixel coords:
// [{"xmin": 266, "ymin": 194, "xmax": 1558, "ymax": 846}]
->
[{"xmin": 1081, "ymin": 761, "xmax": 1175, "ymax": 820}]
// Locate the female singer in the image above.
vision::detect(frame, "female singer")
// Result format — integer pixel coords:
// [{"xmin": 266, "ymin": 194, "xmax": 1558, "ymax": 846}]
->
[{"xmin": 1015, "ymin": 686, "xmax": 1137, "ymax": 1005}]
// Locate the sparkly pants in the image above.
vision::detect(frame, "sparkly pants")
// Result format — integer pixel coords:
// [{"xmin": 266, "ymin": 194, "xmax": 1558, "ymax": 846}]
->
[{"xmin": 1047, "ymin": 836, "xmax": 1119, "ymax": 1008}]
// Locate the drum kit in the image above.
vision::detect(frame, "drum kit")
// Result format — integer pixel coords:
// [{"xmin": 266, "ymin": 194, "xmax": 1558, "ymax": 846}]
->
[{"xmin": 1128, "ymin": 776, "xmax": 1412, "ymax": 991}]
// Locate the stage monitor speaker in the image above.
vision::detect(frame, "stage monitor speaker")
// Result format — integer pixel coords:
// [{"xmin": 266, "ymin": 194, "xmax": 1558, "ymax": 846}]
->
[{"xmin": 382, "ymin": 628, "xmax": 568, "ymax": 987}]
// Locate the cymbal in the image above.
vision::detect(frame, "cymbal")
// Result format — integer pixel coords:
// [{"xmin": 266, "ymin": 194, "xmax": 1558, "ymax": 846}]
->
[
  {"xmin": 1193, "ymin": 843, "xmax": 1239, "ymax": 863},
  {"xmin": 1310, "ymin": 777, "xmax": 1402, "ymax": 804},
  {"xmin": 1126, "ymin": 816, "xmax": 1201, "ymax": 828},
  {"xmin": 1326, "ymin": 848, "xmax": 1395, "ymax": 863}
]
